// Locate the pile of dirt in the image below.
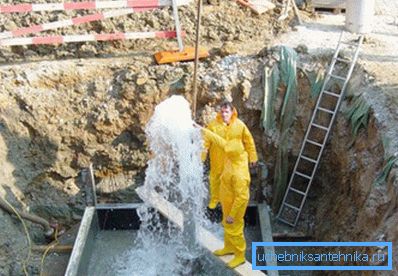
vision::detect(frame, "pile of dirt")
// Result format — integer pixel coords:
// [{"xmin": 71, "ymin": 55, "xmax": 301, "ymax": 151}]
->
[{"xmin": 0, "ymin": 0, "xmax": 291, "ymax": 62}]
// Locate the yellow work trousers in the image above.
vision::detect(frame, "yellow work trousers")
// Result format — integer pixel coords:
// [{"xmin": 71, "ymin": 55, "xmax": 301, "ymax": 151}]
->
[{"xmin": 220, "ymin": 175, "xmax": 249, "ymax": 257}]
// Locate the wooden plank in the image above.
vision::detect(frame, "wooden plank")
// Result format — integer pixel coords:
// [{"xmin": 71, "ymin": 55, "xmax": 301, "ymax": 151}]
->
[
  {"xmin": 312, "ymin": 0, "xmax": 345, "ymax": 9},
  {"xmin": 272, "ymin": 232, "xmax": 312, "ymax": 239},
  {"xmin": 32, "ymin": 245, "xmax": 73, "ymax": 253},
  {"xmin": 236, "ymin": 0, "xmax": 275, "ymax": 15},
  {"xmin": 136, "ymin": 187, "xmax": 266, "ymax": 276},
  {"xmin": 257, "ymin": 204, "xmax": 278, "ymax": 276}
]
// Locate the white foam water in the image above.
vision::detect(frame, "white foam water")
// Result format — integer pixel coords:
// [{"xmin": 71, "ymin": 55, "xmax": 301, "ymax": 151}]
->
[{"xmin": 116, "ymin": 95, "xmax": 208, "ymax": 275}]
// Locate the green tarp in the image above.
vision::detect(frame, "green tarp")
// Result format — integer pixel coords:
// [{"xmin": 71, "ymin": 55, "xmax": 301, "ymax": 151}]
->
[{"xmin": 261, "ymin": 46, "xmax": 298, "ymax": 211}]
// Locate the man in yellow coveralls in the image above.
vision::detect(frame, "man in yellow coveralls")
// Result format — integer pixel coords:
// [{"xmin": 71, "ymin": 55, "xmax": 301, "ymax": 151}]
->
[
  {"xmin": 204, "ymin": 102, "xmax": 258, "ymax": 209},
  {"xmin": 200, "ymin": 102, "xmax": 258, "ymax": 268}
]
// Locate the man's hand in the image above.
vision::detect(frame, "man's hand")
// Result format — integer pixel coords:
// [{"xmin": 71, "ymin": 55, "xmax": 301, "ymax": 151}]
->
[
  {"xmin": 250, "ymin": 162, "xmax": 257, "ymax": 168},
  {"xmin": 226, "ymin": 216, "xmax": 234, "ymax": 224},
  {"xmin": 193, "ymin": 122, "xmax": 203, "ymax": 129}
]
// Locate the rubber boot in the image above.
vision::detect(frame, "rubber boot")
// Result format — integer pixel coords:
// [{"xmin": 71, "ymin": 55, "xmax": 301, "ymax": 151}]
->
[
  {"xmin": 213, "ymin": 247, "xmax": 234, "ymax": 256},
  {"xmin": 213, "ymin": 240, "xmax": 234, "ymax": 256},
  {"xmin": 227, "ymin": 252, "xmax": 246, "ymax": 268}
]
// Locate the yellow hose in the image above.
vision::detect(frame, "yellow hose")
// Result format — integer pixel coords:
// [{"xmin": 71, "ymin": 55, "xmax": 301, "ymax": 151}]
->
[
  {"xmin": 40, "ymin": 227, "xmax": 59, "ymax": 276},
  {"xmin": 2, "ymin": 198, "xmax": 32, "ymax": 276}
]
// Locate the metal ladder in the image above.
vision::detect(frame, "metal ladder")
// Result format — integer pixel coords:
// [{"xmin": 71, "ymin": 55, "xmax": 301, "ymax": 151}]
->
[
  {"xmin": 171, "ymin": 0, "xmax": 184, "ymax": 52},
  {"xmin": 277, "ymin": 31, "xmax": 364, "ymax": 227}
]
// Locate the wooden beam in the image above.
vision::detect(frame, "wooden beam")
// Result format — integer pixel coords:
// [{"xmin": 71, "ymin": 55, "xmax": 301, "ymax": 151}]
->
[
  {"xmin": 32, "ymin": 244, "xmax": 73, "ymax": 253},
  {"xmin": 136, "ymin": 187, "xmax": 266, "ymax": 276},
  {"xmin": 236, "ymin": 0, "xmax": 275, "ymax": 15},
  {"xmin": 312, "ymin": 0, "xmax": 345, "ymax": 9}
]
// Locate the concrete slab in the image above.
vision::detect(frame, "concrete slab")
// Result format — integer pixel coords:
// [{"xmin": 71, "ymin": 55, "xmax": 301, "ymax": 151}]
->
[
  {"xmin": 257, "ymin": 204, "xmax": 278, "ymax": 276},
  {"xmin": 65, "ymin": 207, "xmax": 97, "ymax": 276}
]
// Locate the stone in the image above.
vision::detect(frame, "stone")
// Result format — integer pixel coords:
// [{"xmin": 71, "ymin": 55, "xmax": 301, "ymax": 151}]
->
[
  {"xmin": 63, "ymin": 178, "xmax": 80, "ymax": 196},
  {"xmin": 208, "ymin": 0, "xmax": 220, "ymax": 5},
  {"xmin": 241, "ymin": 79, "xmax": 252, "ymax": 101},
  {"xmin": 24, "ymin": 50, "xmax": 37, "ymax": 57},
  {"xmin": 295, "ymin": 44, "xmax": 309, "ymax": 54},
  {"xmin": 136, "ymin": 75, "xmax": 148, "ymax": 86},
  {"xmin": 121, "ymin": 86, "xmax": 136, "ymax": 100},
  {"xmin": 208, "ymin": 30, "xmax": 218, "ymax": 40},
  {"xmin": 220, "ymin": 41, "xmax": 238, "ymax": 57},
  {"xmin": 146, "ymin": 17, "xmax": 160, "ymax": 29},
  {"xmin": 4, "ymin": 21, "xmax": 17, "ymax": 31},
  {"xmin": 78, "ymin": 44, "xmax": 98, "ymax": 57}
]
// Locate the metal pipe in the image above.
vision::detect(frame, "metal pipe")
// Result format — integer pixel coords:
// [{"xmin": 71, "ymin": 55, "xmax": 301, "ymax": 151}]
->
[
  {"xmin": 290, "ymin": 0, "xmax": 302, "ymax": 25},
  {"xmin": 171, "ymin": 0, "xmax": 184, "ymax": 51},
  {"xmin": 0, "ymin": 197, "xmax": 54, "ymax": 237},
  {"xmin": 192, "ymin": 0, "xmax": 203, "ymax": 118}
]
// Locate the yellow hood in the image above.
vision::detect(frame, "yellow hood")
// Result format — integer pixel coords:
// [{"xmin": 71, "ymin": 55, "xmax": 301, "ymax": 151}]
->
[{"xmin": 216, "ymin": 107, "xmax": 238, "ymax": 124}]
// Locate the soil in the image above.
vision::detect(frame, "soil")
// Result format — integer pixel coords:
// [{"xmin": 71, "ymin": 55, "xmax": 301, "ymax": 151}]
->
[
  {"xmin": 0, "ymin": 0, "xmax": 397, "ymax": 275},
  {"xmin": 0, "ymin": 0, "xmax": 291, "ymax": 62}
]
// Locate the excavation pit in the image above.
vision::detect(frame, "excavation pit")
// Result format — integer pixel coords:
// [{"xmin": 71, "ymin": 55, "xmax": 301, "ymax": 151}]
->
[
  {"xmin": 1, "ymin": 3, "xmax": 398, "ymax": 271},
  {"xmin": 64, "ymin": 203, "xmax": 267, "ymax": 275}
]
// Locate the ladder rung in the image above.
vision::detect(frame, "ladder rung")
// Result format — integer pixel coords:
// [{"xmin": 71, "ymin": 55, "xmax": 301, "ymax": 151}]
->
[
  {"xmin": 312, "ymin": 123, "xmax": 329, "ymax": 131},
  {"xmin": 323, "ymin": 90, "xmax": 341, "ymax": 97},
  {"xmin": 336, "ymin": 57, "xmax": 350, "ymax": 63},
  {"xmin": 300, "ymin": 155, "xmax": 317, "ymax": 163},
  {"xmin": 317, "ymin": 107, "xmax": 335, "ymax": 115},
  {"xmin": 289, "ymin": 187, "xmax": 306, "ymax": 195},
  {"xmin": 329, "ymin": 74, "xmax": 346, "ymax": 81},
  {"xmin": 283, "ymin": 202, "xmax": 300, "ymax": 211},
  {"xmin": 277, "ymin": 216, "xmax": 296, "ymax": 227},
  {"xmin": 306, "ymin": 139, "xmax": 323, "ymax": 147},
  {"xmin": 340, "ymin": 41, "xmax": 358, "ymax": 47},
  {"xmin": 295, "ymin": 171, "xmax": 312, "ymax": 180}
]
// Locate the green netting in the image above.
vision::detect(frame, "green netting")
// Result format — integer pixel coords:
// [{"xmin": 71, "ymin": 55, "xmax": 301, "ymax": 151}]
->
[
  {"xmin": 260, "ymin": 65, "xmax": 280, "ymax": 133},
  {"xmin": 261, "ymin": 46, "xmax": 298, "ymax": 211},
  {"xmin": 373, "ymin": 136, "xmax": 397, "ymax": 186},
  {"xmin": 303, "ymin": 69, "xmax": 325, "ymax": 98},
  {"xmin": 344, "ymin": 95, "xmax": 370, "ymax": 140},
  {"xmin": 279, "ymin": 47, "xmax": 298, "ymax": 117},
  {"xmin": 374, "ymin": 155, "xmax": 398, "ymax": 186},
  {"xmin": 344, "ymin": 96, "xmax": 395, "ymax": 186}
]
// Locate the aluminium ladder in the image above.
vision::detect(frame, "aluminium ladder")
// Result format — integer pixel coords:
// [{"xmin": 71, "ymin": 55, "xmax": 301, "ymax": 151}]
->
[{"xmin": 277, "ymin": 31, "xmax": 364, "ymax": 227}]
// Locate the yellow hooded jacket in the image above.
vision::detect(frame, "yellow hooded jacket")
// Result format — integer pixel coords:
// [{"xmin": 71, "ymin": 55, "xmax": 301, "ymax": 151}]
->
[
  {"xmin": 202, "ymin": 126, "xmax": 256, "ymax": 218},
  {"xmin": 202, "ymin": 108, "xmax": 258, "ymax": 205}
]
